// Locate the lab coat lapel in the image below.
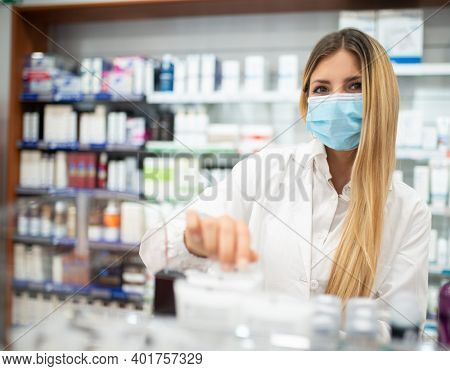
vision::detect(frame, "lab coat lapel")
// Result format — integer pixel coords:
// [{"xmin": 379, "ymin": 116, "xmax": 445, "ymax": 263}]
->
[{"xmin": 295, "ymin": 159, "xmax": 313, "ymax": 286}]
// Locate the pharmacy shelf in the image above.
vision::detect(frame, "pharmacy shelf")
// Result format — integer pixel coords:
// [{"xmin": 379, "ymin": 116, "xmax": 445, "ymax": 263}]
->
[
  {"xmin": 396, "ymin": 148, "xmax": 445, "ymax": 161},
  {"xmin": 430, "ymin": 206, "xmax": 450, "ymax": 217},
  {"xmin": 145, "ymin": 141, "xmax": 238, "ymax": 155},
  {"xmin": 21, "ymin": 91, "xmax": 300, "ymax": 105},
  {"xmin": 428, "ymin": 267, "xmax": 450, "ymax": 277},
  {"xmin": 17, "ymin": 140, "xmax": 144, "ymax": 154},
  {"xmin": 15, "ymin": 187, "xmax": 143, "ymax": 201},
  {"xmin": 89, "ymin": 240, "xmax": 140, "ymax": 253},
  {"xmin": 12, "ymin": 279, "xmax": 143, "ymax": 303},
  {"xmin": 20, "ymin": 92, "xmax": 146, "ymax": 103},
  {"xmin": 12, "ymin": 234, "xmax": 76, "ymax": 248},
  {"xmin": 147, "ymin": 91, "xmax": 299, "ymax": 104},
  {"xmin": 17, "ymin": 140, "xmax": 239, "ymax": 158},
  {"xmin": 12, "ymin": 234, "xmax": 141, "ymax": 254},
  {"xmin": 393, "ymin": 63, "xmax": 450, "ymax": 77}
]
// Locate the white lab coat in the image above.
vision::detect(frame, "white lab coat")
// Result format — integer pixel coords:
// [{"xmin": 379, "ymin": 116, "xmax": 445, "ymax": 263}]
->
[{"xmin": 140, "ymin": 139, "xmax": 431, "ymax": 325}]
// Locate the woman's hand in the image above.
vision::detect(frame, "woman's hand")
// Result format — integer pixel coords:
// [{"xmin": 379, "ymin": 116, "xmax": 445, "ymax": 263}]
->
[{"xmin": 184, "ymin": 209, "xmax": 258, "ymax": 270}]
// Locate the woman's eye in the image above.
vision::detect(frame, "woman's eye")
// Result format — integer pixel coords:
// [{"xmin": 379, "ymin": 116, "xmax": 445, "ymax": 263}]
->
[
  {"xmin": 312, "ymin": 86, "xmax": 328, "ymax": 94},
  {"xmin": 349, "ymin": 82, "xmax": 362, "ymax": 91}
]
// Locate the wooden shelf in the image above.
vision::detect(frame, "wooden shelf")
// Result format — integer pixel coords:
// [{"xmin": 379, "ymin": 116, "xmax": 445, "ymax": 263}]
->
[
  {"xmin": 15, "ymin": 0, "xmax": 443, "ymax": 24},
  {"xmin": 12, "ymin": 234, "xmax": 76, "ymax": 248}
]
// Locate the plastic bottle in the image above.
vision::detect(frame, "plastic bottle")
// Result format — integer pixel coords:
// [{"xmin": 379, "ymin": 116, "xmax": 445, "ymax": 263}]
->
[
  {"xmin": 103, "ymin": 201, "xmax": 120, "ymax": 242},
  {"xmin": 28, "ymin": 201, "xmax": 41, "ymax": 236},
  {"xmin": 310, "ymin": 294, "xmax": 341, "ymax": 350},
  {"xmin": 344, "ymin": 298, "xmax": 380, "ymax": 350},
  {"xmin": 66, "ymin": 204, "xmax": 77, "ymax": 238},
  {"xmin": 17, "ymin": 200, "xmax": 29, "ymax": 236},
  {"xmin": 40, "ymin": 204, "xmax": 53, "ymax": 237},
  {"xmin": 88, "ymin": 204, "xmax": 103, "ymax": 242},
  {"xmin": 53, "ymin": 201, "xmax": 67, "ymax": 239},
  {"xmin": 388, "ymin": 292, "xmax": 421, "ymax": 350}
]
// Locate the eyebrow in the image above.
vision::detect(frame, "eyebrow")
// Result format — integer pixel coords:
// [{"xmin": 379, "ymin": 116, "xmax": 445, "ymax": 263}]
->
[{"xmin": 311, "ymin": 75, "xmax": 362, "ymax": 85}]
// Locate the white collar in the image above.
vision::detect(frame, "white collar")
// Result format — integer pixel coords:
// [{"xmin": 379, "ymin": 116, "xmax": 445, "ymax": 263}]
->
[{"xmin": 296, "ymin": 138, "xmax": 393, "ymax": 192}]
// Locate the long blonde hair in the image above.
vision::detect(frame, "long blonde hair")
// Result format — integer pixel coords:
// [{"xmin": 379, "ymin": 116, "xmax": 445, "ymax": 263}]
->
[{"xmin": 300, "ymin": 28, "xmax": 399, "ymax": 299}]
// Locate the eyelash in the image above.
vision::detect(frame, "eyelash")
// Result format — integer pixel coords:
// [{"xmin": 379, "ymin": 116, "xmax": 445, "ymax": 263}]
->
[{"xmin": 312, "ymin": 82, "xmax": 362, "ymax": 94}]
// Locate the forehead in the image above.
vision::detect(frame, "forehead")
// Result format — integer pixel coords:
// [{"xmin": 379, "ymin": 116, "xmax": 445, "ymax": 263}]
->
[{"xmin": 311, "ymin": 49, "xmax": 361, "ymax": 80}]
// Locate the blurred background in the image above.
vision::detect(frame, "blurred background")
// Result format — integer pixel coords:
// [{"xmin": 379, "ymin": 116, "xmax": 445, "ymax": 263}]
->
[{"xmin": 0, "ymin": 0, "xmax": 449, "ymax": 350}]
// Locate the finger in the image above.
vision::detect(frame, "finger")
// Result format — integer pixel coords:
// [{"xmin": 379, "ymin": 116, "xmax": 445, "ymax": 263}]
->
[
  {"xmin": 186, "ymin": 210, "xmax": 201, "ymax": 238},
  {"xmin": 201, "ymin": 218, "xmax": 218, "ymax": 258},
  {"xmin": 235, "ymin": 220, "xmax": 251, "ymax": 268},
  {"xmin": 218, "ymin": 216, "xmax": 236, "ymax": 270},
  {"xmin": 249, "ymin": 249, "xmax": 259, "ymax": 262}
]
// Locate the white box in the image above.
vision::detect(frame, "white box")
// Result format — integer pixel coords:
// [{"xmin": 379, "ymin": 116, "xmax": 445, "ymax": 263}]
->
[
  {"xmin": 221, "ymin": 60, "xmax": 240, "ymax": 93},
  {"xmin": 413, "ymin": 166, "xmax": 430, "ymax": 203},
  {"xmin": 80, "ymin": 57, "xmax": 92, "ymax": 94},
  {"xmin": 278, "ymin": 54, "xmax": 298, "ymax": 92},
  {"xmin": 186, "ymin": 54, "xmax": 201, "ymax": 94},
  {"xmin": 201, "ymin": 54, "xmax": 218, "ymax": 93},
  {"xmin": 244, "ymin": 56, "xmax": 265, "ymax": 92},
  {"xmin": 339, "ymin": 11, "xmax": 376, "ymax": 37},
  {"xmin": 377, "ymin": 9, "xmax": 423, "ymax": 63}
]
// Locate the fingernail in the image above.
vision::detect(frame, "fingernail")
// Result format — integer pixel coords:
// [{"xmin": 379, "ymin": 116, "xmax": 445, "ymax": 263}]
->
[{"xmin": 237, "ymin": 258, "xmax": 248, "ymax": 269}]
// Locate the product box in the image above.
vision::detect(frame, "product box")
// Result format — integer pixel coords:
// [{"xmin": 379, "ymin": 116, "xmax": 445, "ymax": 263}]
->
[
  {"xmin": 201, "ymin": 54, "xmax": 221, "ymax": 93},
  {"xmin": 396, "ymin": 110, "xmax": 423, "ymax": 148},
  {"xmin": 102, "ymin": 69, "xmax": 134, "ymax": 96},
  {"xmin": 413, "ymin": 166, "xmax": 430, "ymax": 204},
  {"xmin": 173, "ymin": 58, "xmax": 187, "ymax": 94},
  {"xmin": 159, "ymin": 55, "xmax": 175, "ymax": 92},
  {"xmin": 278, "ymin": 54, "xmax": 299, "ymax": 92},
  {"xmin": 113, "ymin": 56, "xmax": 146, "ymax": 95},
  {"xmin": 377, "ymin": 9, "xmax": 424, "ymax": 63},
  {"xmin": 186, "ymin": 54, "xmax": 201, "ymax": 94},
  {"xmin": 244, "ymin": 56, "xmax": 266, "ymax": 93},
  {"xmin": 338, "ymin": 11, "xmax": 376, "ymax": 37},
  {"xmin": 221, "ymin": 60, "xmax": 240, "ymax": 93}
]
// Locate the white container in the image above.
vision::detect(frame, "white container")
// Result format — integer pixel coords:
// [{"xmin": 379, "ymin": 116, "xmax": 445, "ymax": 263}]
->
[
  {"xmin": 377, "ymin": 9, "xmax": 423, "ymax": 63},
  {"xmin": 437, "ymin": 238, "xmax": 448, "ymax": 267},
  {"xmin": 221, "ymin": 60, "xmax": 240, "ymax": 93},
  {"xmin": 174, "ymin": 267, "xmax": 263, "ymax": 332},
  {"xmin": 428, "ymin": 229, "xmax": 438, "ymax": 264},
  {"xmin": 413, "ymin": 166, "xmax": 430, "ymax": 203},
  {"xmin": 54, "ymin": 151, "xmax": 68, "ymax": 189},
  {"xmin": 103, "ymin": 201, "xmax": 120, "ymax": 242},
  {"xmin": 186, "ymin": 54, "xmax": 201, "ymax": 94},
  {"xmin": 278, "ymin": 55, "xmax": 298, "ymax": 92},
  {"xmin": 430, "ymin": 160, "xmax": 449, "ymax": 208},
  {"xmin": 201, "ymin": 54, "xmax": 218, "ymax": 93},
  {"xmin": 173, "ymin": 59, "xmax": 186, "ymax": 94},
  {"xmin": 244, "ymin": 56, "xmax": 265, "ymax": 93},
  {"xmin": 120, "ymin": 202, "xmax": 145, "ymax": 244}
]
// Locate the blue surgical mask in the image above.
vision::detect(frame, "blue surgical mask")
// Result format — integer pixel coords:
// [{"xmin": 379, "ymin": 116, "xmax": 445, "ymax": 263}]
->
[{"xmin": 306, "ymin": 93, "xmax": 363, "ymax": 150}]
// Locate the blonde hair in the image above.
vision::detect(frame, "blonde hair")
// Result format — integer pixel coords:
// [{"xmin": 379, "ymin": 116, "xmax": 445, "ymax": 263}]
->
[{"xmin": 300, "ymin": 28, "xmax": 399, "ymax": 299}]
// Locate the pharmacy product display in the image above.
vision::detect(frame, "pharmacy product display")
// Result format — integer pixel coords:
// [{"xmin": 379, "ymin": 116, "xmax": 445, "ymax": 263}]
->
[
  {"xmin": 11, "ymin": 265, "xmax": 447, "ymax": 351},
  {"xmin": 9, "ymin": 8, "xmax": 450, "ymax": 352},
  {"xmin": 11, "ymin": 196, "xmax": 186, "ymax": 311},
  {"xmin": 22, "ymin": 52, "xmax": 300, "ymax": 101}
]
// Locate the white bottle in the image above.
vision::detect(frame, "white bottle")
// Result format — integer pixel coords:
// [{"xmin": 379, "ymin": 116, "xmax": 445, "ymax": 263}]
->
[{"xmin": 103, "ymin": 201, "xmax": 120, "ymax": 242}]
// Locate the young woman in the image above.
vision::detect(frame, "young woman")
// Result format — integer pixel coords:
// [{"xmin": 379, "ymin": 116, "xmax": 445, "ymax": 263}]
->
[{"xmin": 140, "ymin": 28, "xmax": 430, "ymax": 321}]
